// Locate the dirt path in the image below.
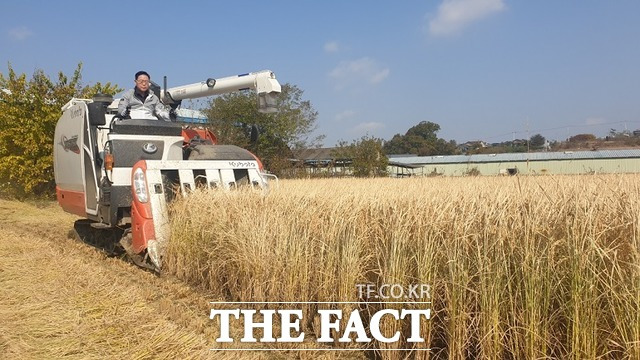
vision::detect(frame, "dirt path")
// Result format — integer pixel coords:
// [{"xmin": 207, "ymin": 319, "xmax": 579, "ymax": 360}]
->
[
  {"xmin": 0, "ymin": 200, "xmax": 360, "ymax": 360},
  {"xmin": 0, "ymin": 201, "xmax": 263, "ymax": 359},
  {"xmin": 0, "ymin": 199, "xmax": 219, "ymax": 359}
]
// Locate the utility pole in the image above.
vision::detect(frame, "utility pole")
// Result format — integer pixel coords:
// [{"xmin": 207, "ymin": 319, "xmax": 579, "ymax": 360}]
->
[{"xmin": 526, "ymin": 119, "xmax": 530, "ymax": 153}]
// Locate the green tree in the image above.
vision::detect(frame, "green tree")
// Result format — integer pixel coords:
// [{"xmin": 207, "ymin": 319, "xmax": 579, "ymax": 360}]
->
[
  {"xmin": 529, "ymin": 133, "xmax": 546, "ymax": 149},
  {"xmin": 333, "ymin": 135, "xmax": 388, "ymax": 177},
  {"xmin": 383, "ymin": 121, "xmax": 458, "ymax": 156},
  {"xmin": 203, "ymin": 83, "xmax": 323, "ymax": 174},
  {"xmin": 0, "ymin": 63, "xmax": 121, "ymax": 199}
]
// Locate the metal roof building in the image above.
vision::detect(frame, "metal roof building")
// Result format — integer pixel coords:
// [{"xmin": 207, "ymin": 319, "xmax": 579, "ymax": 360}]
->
[
  {"xmin": 292, "ymin": 148, "xmax": 338, "ymax": 167},
  {"xmin": 389, "ymin": 149, "xmax": 640, "ymax": 176},
  {"xmin": 290, "ymin": 148, "xmax": 352, "ymax": 176}
]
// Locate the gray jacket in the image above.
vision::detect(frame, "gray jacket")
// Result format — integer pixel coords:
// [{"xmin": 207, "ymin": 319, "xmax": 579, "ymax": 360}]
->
[{"xmin": 117, "ymin": 89, "xmax": 171, "ymax": 121}]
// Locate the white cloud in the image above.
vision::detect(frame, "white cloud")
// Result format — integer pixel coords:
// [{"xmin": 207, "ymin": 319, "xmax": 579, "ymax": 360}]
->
[
  {"xmin": 329, "ymin": 57, "xmax": 390, "ymax": 89},
  {"xmin": 324, "ymin": 41, "xmax": 339, "ymax": 53},
  {"xmin": 428, "ymin": 0, "xmax": 505, "ymax": 37},
  {"xmin": 8, "ymin": 26, "xmax": 33, "ymax": 41},
  {"xmin": 353, "ymin": 122, "xmax": 385, "ymax": 133},
  {"xmin": 335, "ymin": 110, "xmax": 357, "ymax": 122}
]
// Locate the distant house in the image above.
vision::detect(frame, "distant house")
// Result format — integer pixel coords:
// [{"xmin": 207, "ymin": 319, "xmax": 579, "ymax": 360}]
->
[{"xmin": 458, "ymin": 140, "xmax": 488, "ymax": 153}]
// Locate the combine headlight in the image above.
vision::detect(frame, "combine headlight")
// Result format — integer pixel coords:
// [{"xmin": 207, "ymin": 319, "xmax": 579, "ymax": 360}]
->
[{"xmin": 133, "ymin": 167, "xmax": 149, "ymax": 203}]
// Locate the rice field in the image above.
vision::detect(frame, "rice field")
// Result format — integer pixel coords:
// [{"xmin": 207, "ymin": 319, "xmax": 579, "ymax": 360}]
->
[{"xmin": 165, "ymin": 175, "xmax": 640, "ymax": 359}]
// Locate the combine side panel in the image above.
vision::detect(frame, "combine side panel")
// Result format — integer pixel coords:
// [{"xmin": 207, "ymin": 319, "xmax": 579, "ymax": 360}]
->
[{"xmin": 56, "ymin": 186, "xmax": 86, "ymax": 217}]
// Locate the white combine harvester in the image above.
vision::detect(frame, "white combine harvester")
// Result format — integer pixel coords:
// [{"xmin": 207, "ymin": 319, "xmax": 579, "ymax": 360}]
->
[{"xmin": 54, "ymin": 70, "xmax": 281, "ymax": 270}]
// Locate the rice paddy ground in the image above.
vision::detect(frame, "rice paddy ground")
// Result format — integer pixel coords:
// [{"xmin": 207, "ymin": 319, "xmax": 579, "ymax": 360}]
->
[{"xmin": 0, "ymin": 199, "xmax": 348, "ymax": 359}]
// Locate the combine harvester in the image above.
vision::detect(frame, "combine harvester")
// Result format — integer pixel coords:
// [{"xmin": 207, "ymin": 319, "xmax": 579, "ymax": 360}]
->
[{"xmin": 54, "ymin": 70, "xmax": 281, "ymax": 271}]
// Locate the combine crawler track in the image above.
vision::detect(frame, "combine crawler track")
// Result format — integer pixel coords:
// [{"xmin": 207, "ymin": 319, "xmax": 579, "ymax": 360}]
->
[
  {"xmin": 72, "ymin": 220, "xmax": 156, "ymax": 271},
  {"xmin": 73, "ymin": 219, "xmax": 125, "ymax": 257}
]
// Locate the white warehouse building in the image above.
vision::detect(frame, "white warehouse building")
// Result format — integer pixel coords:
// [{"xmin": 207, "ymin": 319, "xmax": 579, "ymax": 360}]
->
[{"xmin": 388, "ymin": 149, "xmax": 640, "ymax": 177}]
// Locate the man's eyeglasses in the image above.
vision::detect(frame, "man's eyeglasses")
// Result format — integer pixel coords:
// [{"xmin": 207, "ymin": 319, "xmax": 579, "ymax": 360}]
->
[{"xmin": 136, "ymin": 80, "xmax": 150, "ymax": 84}]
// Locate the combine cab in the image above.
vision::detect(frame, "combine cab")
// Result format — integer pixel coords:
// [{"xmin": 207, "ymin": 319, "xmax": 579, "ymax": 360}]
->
[{"xmin": 53, "ymin": 70, "xmax": 280, "ymax": 270}]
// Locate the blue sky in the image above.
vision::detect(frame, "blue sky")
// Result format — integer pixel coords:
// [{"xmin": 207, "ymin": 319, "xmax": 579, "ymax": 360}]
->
[{"xmin": 2, "ymin": 1, "xmax": 639, "ymax": 146}]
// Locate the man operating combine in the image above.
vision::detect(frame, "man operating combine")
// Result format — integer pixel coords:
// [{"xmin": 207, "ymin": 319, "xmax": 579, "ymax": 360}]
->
[{"xmin": 118, "ymin": 70, "xmax": 172, "ymax": 121}]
